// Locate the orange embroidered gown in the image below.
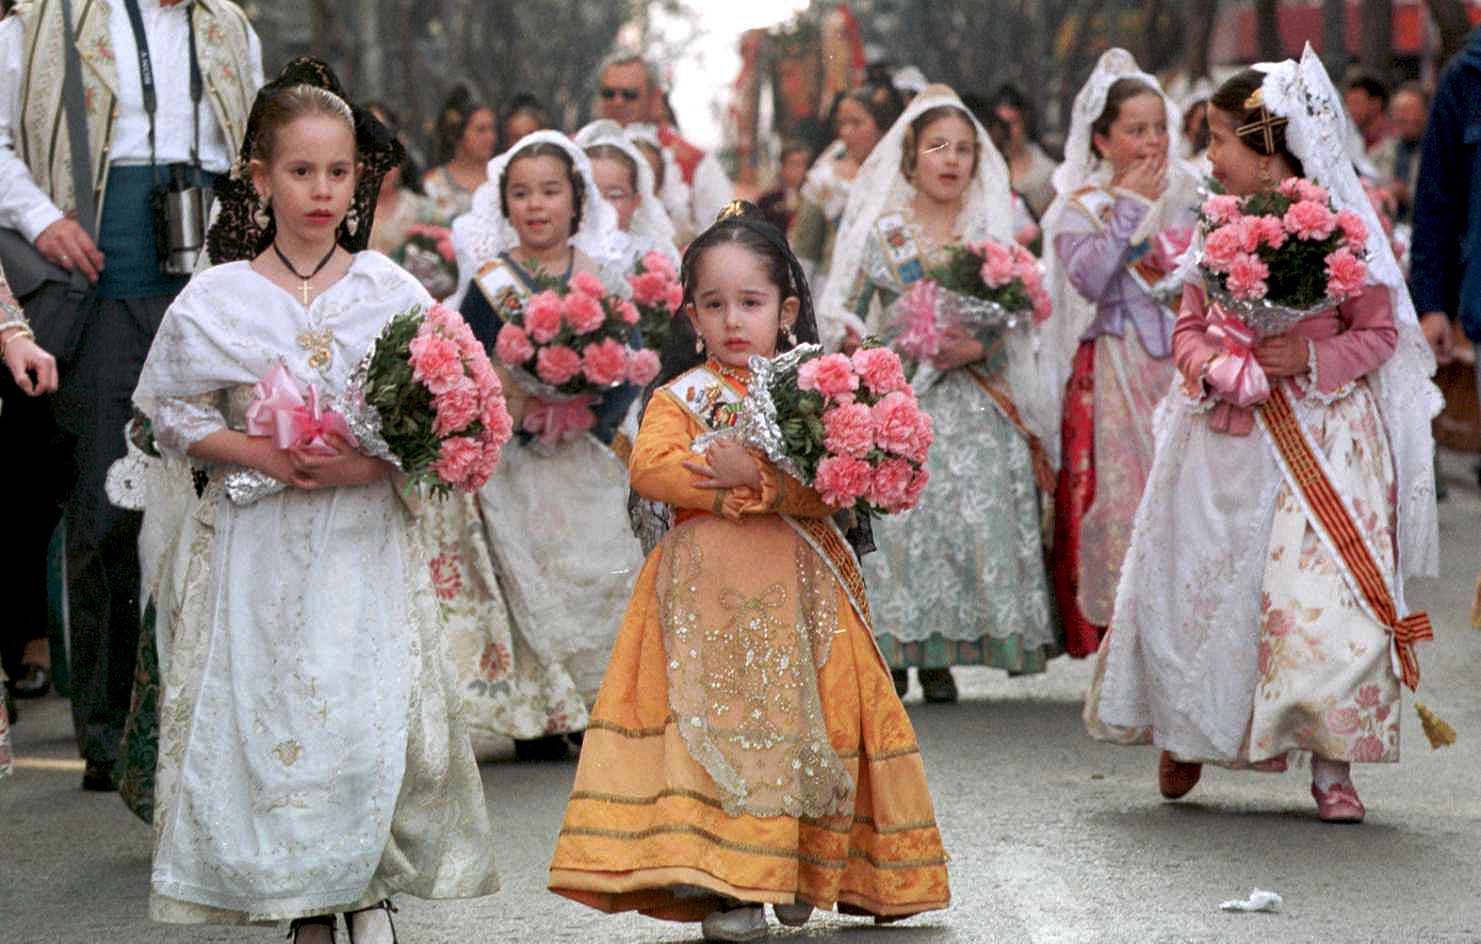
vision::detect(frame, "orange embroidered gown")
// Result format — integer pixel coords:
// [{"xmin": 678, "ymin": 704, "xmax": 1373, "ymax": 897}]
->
[{"xmin": 547, "ymin": 362, "xmax": 950, "ymax": 922}]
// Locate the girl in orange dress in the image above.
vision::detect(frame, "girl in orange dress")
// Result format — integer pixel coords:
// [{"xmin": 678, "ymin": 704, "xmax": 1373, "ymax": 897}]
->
[{"xmin": 547, "ymin": 203, "xmax": 949, "ymax": 942}]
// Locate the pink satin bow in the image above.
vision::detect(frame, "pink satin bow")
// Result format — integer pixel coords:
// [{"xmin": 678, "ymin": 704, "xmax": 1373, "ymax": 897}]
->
[
  {"xmin": 245, "ymin": 362, "xmax": 358, "ymax": 456},
  {"xmin": 1204, "ymin": 309, "xmax": 1270, "ymax": 408},
  {"xmin": 522, "ymin": 396, "xmax": 596, "ymax": 447}
]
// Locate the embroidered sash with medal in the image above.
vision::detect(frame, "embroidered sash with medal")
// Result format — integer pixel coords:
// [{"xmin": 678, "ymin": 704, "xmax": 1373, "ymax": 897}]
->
[
  {"xmin": 1072, "ymin": 187, "xmax": 1185, "ymax": 314},
  {"xmin": 661, "ymin": 365, "xmax": 874, "ymax": 631}
]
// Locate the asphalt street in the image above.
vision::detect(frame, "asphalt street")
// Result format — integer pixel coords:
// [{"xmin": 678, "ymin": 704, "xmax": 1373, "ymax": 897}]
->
[{"xmin": 4, "ymin": 450, "xmax": 1480, "ymax": 944}]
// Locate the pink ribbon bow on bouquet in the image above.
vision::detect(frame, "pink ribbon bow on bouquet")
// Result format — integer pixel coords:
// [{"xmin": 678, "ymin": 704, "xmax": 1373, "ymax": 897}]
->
[
  {"xmin": 1204, "ymin": 309, "xmax": 1270, "ymax": 408},
  {"xmin": 245, "ymin": 362, "xmax": 358, "ymax": 456},
  {"xmin": 522, "ymin": 396, "xmax": 597, "ymax": 447}
]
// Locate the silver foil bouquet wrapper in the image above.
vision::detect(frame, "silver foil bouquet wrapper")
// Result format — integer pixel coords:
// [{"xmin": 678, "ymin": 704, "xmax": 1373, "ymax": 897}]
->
[
  {"xmin": 400, "ymin": 243, "xmax": 458, "ymax": 300},
  {"xmin": 1206, "ymin": 285, "xmax": 1332, "ymax": 339},
  {"xmin": 691, "ymin": 344, "xmax": 818, "ymax": 483},
  {"xmin": 222, "ymin": 343, "xmax": 401, "ymax": 507}
]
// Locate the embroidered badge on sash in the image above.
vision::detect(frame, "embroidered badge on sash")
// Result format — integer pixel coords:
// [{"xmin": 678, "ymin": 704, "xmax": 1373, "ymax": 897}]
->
[{"xmin": 877, "ymin": 212, "xmax": 925, "ymax": 286}]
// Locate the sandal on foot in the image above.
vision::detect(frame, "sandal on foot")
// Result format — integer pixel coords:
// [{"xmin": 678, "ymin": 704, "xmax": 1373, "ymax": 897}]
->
[
  {"xmin": 344, "ymin": 899, "xmax": 398, "ymax": 944},
  {"xmin": 287, "ymin": 914, "xmax": 336, "ymax": 943},
  {"xmin": 1312, "ymin": 782, "xmax": 1365, "ymax": 823},
  {"xmin": 701, "ymin": 904, "xmax": 767, "ymax": 941}
]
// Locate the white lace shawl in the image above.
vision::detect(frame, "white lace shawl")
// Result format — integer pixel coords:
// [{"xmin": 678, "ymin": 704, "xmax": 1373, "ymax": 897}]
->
[
  {"xmin": 1254, "ymin": 45, "xmax": 1440, "ymax": 580},
  {"xmin": 573, "ymin": 119, "xmax": 680, "ymax": 270},
  {"xmin": 1039, "ymin": 48, "xmax": 1202, "ymax": 460},
  {"xmin": 449, "ymin": 130, "xmax": 625, "ymax": 308},
  {"xmin": 799, "ymin": 140, "xmax": 855, "ymax": 223},
  {"xmin": 817, "ymin": 84, "xmax": 1058, "ymax": 452}
]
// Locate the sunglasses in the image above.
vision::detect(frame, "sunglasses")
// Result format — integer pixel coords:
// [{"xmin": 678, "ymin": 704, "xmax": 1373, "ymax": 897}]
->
[{"xmin": 600, "ymin": 87, "xmax": 643, "ymax": 102}]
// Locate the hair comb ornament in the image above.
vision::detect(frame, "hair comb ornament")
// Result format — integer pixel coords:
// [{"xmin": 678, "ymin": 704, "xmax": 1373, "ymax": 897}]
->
[
  {"xmin": 717, "ymin": 200, "xmax": 753, "ymax": 222},
  {"xmin": 1236, "ymin": 88, "xmax": 1289, "ymax": 155}
]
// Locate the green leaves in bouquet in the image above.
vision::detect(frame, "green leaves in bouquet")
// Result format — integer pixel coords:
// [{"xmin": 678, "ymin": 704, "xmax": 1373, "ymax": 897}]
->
[
  {"xmin": 1199, "ymin": 190, "xmax": 1346, "ymax": 310},
  {"xmin": 767, "ymin": 351, "xmax": 829, "ymax": 481},
  {"xmin": 363, "ymin": 306, "xmax": 438, "ymax": 466},
  {"xmin": 927, "ymin": 245, "xmax": 1033, "ymax": 312}
]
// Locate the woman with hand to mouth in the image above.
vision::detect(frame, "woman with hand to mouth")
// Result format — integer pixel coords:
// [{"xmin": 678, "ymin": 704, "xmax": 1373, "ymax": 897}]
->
[
  {"xmin": 1040, "ymin": 50, "xmax": 1202, "ymax": 667},
  {"xmin": 818, "ymin": 86, "xmax": 1059, "ymax": 704}
]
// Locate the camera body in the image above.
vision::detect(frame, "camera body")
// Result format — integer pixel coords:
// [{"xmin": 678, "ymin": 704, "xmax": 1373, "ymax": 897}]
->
[{"xmin": 151, "ymin": 164, "xmax": 211, "ymax": 276}]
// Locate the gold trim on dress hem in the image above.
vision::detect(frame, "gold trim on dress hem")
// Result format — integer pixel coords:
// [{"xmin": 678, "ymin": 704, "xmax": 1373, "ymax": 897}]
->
[
  {"xmin": 566, "ymin": 790, "xmax": 939, "ymax": 836},
  {"xmin": 557, "ymin": 824, "xmax": 949, "ymax": 871}
]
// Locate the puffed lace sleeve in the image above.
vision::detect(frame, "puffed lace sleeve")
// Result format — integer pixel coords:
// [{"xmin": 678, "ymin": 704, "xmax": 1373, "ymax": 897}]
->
[{"xmin": 151, "ymin": 391, "xmax": 229, "ymax": 457}]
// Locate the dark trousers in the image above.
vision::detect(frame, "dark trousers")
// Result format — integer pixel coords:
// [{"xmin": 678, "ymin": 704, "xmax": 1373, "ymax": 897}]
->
[
  {"xmin": 0, "ymin": 374, "xmax": 71, "ymax": 680},
  {"xmin": 62, "ymin": 293, "xmax": 171, "ymax": 766}
]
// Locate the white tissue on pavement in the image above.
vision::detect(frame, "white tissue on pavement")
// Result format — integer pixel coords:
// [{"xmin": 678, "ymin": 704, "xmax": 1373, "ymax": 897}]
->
[{"xmin": 1219, "ymin": 889, "xmax": 1283, "ymax": 913}]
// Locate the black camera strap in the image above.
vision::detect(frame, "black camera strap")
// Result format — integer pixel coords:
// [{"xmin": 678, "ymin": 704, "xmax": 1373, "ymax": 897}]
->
[{"xmin": 121, "ymin": 0, "xmax": 204, "ymax": 186}]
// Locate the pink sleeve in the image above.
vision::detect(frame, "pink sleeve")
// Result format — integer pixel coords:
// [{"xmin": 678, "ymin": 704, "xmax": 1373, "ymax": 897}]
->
[
  {"xmin": 1311, "ymin": 285, "xmax": 1398, "ymax": 393},
  {"xmin": 1172, "ymin": 282, "xmax": 1219, "ymax": 390}
]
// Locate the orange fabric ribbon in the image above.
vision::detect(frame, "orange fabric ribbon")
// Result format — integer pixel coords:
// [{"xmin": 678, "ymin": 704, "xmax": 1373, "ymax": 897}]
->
[{"xmin": 1259, "ymin": 385, "xmax": 1432, "ymax": 690}]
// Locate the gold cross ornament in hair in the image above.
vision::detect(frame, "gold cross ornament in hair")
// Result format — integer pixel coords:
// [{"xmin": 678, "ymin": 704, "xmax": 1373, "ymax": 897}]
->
[{"xmin": 1237, "ymin": 88, "xmax": 1289, "ymax": 155}]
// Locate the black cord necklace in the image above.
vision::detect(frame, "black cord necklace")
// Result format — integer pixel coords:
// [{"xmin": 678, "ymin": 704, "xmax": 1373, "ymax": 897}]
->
[{"xmin": 273, "ymin": 241, "xmax": 339, "ymax": 306}]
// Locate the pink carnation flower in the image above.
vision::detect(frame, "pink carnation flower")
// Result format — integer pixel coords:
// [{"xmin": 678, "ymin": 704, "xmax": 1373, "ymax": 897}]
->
[
  {"xmin": 570, "ymin": 271, "xmax": 606, "ymax": 299},
  {"xmin": 629, "ymin": 270, "xmax": 670, "ymax": 307},
  {"xmin": 1282, "ymin": 199, "xmax": 1337, "ymax": 240},
  {"xmin": 1226, "ymin": 253, "xmax": 1270, "ymax": 300},
  {"xmin": 872, "ymin": 391, "xmax": 927, "ymax": 457},
  {"xmin": 618, "ymin": 300, "xmax": 641, "ymax": 325},
  {"xmin": 581, "ymin": 337, "xmax": 628, "ymax": 386},
  {"xmin": 1202, "ymin": 194, "xmax": 1241, "ymax": 225},
  {"xmin": 868, "ymin": 457, "xmax": 915, "ymax": 511},
  {"xmin": 562, "ymin": 290, "xmax": 606, "ymax": 335},
  {"xmin": 435, "ymin": 237, "xmax": 455, "ymax": 262},
  {"xmin": 1278, "ymin": 178, "xmax": 1328, "ymax": 204},
  {"xmin": 641, "ymin": 250, "xmax": 677, "ymax": 279},
  {"xmin": 1254, "ymin": 215, "xmax": 1287, "ymax": 250},
  {"xmin": 433, "ymin": 379, "xmax": 480, "ymax": 436},
  {"xmin": 1324, "ymin": 249, "xmax": 1367, "ymax": 299},
  {"xmin": 979, "ymin": 241, "xmax": 1017, "ymax": 289},
  {"xmin": 851, "ymin": 346, "xmax": 908, "ymax": 396},
  {"xmin": 663, "ymin": 282, "xmax": 684, "ymax": 313},
  {"xmin": 465, "ymin": 440, "xmax": 502, "ymax": 490},
  {"xmin": 433, "ymin": 435, "xmax": 482, "ymax": 488},
  {"xmin": 813, "ymin": 455, "xmax": 873, "ymax": 508},
  {"xmin": 525, "ymin": 291, "xmax": 564, "ymax": 343},
  {"xmin": 903, "ymin": 466, "xmax": 931, "ymax": 507},
  {"xmin": 1334, "ymin": 209, "xmax": 1369, "ymax": 249},
  {"xmin": 822, "ymin": 402, "xmax": 875, "ymax": 458},
  {"xmin": 408, "ymin": 332, "xmax": 466, "ymax": 395},
  {"xmin": 1028, "ymin": 282, "xmax": 1053, "ymax": 324},
  {"xmin": 626, "ymin": 347, "xmax": 661, "ymax": 386},
  {"xmin": 1202, "ymin": 223, "xmax": 1245, "ymax": 273},
  {"xmin": 796, "ymin": 353, "xmax": 859, "ymax": 401},
  {"xmin": 535, "ymin": 344, "xmax": 582, "ymax": 385},
  {"xmin": 480, "ymin": 395, "xmax": 514, "ymax": 442},
  {"xmin": 494, "ymin": 324, "xmax": 535, "ymax": 367}
]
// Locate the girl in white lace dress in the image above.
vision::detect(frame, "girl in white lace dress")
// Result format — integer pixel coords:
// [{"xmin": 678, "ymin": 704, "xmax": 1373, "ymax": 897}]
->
[
  {"xmin": 1088, "ymin": 50, "xmax": 1441, "ymax": 823},
  {"xmin": 134, "ymin": 83, "xmax": 497, "ymax": 943}
]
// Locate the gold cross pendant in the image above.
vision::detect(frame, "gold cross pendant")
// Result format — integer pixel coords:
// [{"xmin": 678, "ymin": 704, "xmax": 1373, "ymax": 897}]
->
[{"xmin": 298, "ymin": 279, "xmax": 312, "ymax": 306}]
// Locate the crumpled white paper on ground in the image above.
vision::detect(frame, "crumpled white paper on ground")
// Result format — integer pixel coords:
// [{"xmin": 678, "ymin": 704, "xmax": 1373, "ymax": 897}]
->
[{"xmin": 1219, "ymin": 888, "xmax": 1283, "ymax": 913}]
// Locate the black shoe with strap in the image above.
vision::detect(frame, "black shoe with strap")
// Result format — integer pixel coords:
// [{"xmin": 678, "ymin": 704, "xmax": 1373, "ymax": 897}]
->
[
  {"xmin": 287, "ymin": 913, "xmax": 336, "ymax": 943},
  {"xmin": 344, "ymin": 899, "xmax": 398, "ymax": 944}
]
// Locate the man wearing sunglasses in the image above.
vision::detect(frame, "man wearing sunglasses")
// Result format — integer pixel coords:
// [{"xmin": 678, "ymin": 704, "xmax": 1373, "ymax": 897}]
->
[{"xmin": 596, "ymin": 50, "xmax": 733, "ymax": 235}]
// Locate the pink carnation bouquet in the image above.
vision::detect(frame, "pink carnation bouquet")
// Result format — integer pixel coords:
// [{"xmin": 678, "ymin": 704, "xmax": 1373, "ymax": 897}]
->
[
  {"xmin": 1195, "ymin": 178, "xmax": 1371, "ymax": 407},
  {"xmin": 626, "ymin": 250, "xmax": 685, "ymax": 352},
  {"xmin": 891, "ymin": 239, "xmax": 1051, "ymax": 367},
  {"xmin": 226, "ymin": 304, "xmax": 513, "ymax": 504},
  {"xmin": 492, "ymin": 271, "xmax": 657, "ymax": 446},
  {"xmin": 696, "ymin": 343, "xmax": 934, "ymax": 516},
  {"xmin": 1197, "ymin": 177, "xmax": 1369, "ymax": 332},
  {"xmin": 392, "ymin": 223, "xmax": 458, "ymax": 300}
]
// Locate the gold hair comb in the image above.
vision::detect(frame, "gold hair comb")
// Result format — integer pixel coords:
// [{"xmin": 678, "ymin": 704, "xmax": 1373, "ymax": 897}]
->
[
  {"xmin": 1236, "ymin": 88, "xmax": 1288, "ymax": 155},
  {"xmin": 717, "ymin": 200, "xmax": 752, "ymax": 221}
]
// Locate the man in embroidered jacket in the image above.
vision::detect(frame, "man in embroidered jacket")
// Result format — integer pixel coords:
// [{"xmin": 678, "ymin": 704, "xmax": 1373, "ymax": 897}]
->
[{"xmin": 0, "ymin": 0, "xmax": 261, "ymax": 790}]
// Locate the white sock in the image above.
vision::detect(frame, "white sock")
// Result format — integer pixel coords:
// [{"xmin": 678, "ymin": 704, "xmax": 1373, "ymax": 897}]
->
[
  {"xmin": 347, "ymin": 906, "xmax": 395, "ymax": 944},
  {"xmin": 1311, "ymin": 756, "xmax": 1352, "ymax": 791}
]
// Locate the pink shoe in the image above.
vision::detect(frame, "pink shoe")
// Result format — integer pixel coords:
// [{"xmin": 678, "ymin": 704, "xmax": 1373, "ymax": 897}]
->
[{"xmin": 1311, "ymin": 782, "xmax": 1366, "ymax": 823}]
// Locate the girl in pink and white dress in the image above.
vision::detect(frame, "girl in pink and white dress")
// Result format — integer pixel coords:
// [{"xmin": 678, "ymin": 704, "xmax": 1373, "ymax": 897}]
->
[{"xmin": 1088, "ymin": 48, "xmax": 1441, "ymax": 823}]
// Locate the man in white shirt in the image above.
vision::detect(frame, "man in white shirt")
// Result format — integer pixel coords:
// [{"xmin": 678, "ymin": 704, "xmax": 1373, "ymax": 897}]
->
[
  {"xmin": 0, "ymin": 0, "xmax": 261, "ymax": 791},
  {"xmin": 596, "ymin": 51, "xmax": 733, "ymax": 235}
]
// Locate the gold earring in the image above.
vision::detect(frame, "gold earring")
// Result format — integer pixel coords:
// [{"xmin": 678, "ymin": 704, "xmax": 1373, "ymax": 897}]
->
[
  {"xmin": 254, "ymin": 195, "xmax": 271, "ymax": 229},
  {"xmin": 1258, "ymin": 161, "xmax": 1276, "ymax": 187}
]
